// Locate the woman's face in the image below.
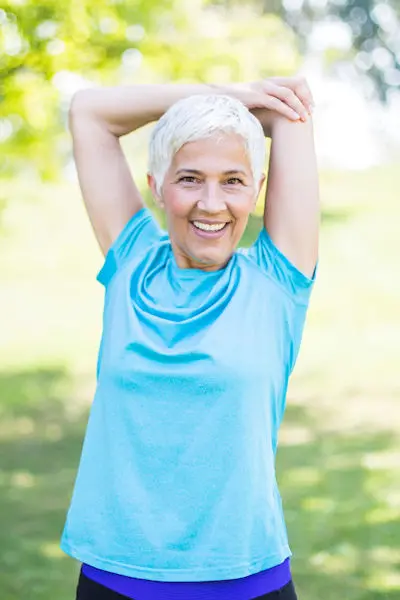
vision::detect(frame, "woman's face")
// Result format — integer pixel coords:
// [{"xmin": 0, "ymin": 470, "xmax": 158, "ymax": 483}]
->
[{"xmin": 148, "ymin": 133, "xmax": 265, "ymax": 271}]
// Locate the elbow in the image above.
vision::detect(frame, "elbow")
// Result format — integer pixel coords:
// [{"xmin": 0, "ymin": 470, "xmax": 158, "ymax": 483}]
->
[
  {"xmin": 68, "ymin": 89, "xmax": 98, "ymax": 131},
  {"xmin": 69, "ymin": 91, "xmax": 87, "ymax": 131},
  {"xmin": 68, "ymin": 89, "xmax": 119, "ymax": 137}
]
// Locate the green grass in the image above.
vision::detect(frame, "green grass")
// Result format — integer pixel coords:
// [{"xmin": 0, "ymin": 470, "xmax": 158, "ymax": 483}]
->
[{"xmin": 1, "ymin": 165, "xmax": 399, "ymax": 599}]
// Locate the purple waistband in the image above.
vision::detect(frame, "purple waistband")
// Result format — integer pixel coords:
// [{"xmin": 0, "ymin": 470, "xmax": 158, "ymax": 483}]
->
[{"xmin": 82, "ymin": 558, "xmax": 291, "ymax": 600}]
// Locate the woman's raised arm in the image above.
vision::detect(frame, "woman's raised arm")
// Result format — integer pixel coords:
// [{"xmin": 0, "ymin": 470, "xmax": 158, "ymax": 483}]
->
[
  {"xmin": 252, "ymin": 77, "xmax": 319, "ymax": 279},
  {"xmin": 264, "ymin": 112, "xmax": 319, "ymax": 279}
]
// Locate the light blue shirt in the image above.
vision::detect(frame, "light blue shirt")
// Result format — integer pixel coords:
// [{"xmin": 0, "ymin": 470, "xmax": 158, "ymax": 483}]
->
[{"xmin": 61, "ymin": 207, "xmax": 316, "ymax": 581}]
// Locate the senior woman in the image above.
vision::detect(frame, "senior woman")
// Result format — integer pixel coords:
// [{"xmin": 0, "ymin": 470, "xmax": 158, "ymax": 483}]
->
[{"xmin": 61, "ymin": 76, "xmax": 319, "ymax": 600}]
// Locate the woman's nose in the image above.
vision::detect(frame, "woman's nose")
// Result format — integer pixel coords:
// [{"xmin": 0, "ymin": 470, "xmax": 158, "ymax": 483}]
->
[{"xmin": 197, "ymin": 185, "xmax": 227, "ymax": 213}]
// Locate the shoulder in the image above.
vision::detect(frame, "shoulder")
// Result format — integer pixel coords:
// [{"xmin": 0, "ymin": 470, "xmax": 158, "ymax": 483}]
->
[
  {"xmin": 237, "ymin": 227, "xmax": 317, "ymax": 307},
  {"xmin": 97, "ymin": 208, "xmax": 167, "ymax": 287}
]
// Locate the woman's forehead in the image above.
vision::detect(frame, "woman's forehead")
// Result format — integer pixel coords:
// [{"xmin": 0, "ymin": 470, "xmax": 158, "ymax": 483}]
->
[{"xmin": 170, "ymin": 134, "xmax": 252, "ymax": 173}]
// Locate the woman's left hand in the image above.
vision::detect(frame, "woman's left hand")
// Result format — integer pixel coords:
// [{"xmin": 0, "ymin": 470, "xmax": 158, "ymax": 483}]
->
[{"xmin": 231, "ymin": 76, "xmax": 314, "ymax": 128}]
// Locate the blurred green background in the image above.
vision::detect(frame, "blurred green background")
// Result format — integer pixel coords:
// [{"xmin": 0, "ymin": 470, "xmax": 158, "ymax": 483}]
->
[{"xmin": 1, "ymin": 1, "xmax": 400, "ymax": 599}]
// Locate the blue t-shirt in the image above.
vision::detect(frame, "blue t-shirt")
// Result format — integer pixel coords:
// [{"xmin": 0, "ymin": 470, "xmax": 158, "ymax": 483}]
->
[{"xmin": 61, "ymin": 207, "xmax": 316, "ymax": 582}]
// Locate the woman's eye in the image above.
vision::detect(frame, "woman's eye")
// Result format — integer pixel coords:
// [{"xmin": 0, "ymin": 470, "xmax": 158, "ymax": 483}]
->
[{"xmin": 179, "ymin": 176, "xmax": 200, "ymax": 184}]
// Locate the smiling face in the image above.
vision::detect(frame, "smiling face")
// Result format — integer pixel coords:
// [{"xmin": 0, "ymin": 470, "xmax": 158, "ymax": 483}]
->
[{"xmin": 148, "ymin": 134, "xmax": 265, "ymax": 271}]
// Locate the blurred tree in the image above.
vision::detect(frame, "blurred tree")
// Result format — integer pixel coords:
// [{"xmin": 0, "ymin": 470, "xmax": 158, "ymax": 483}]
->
[
  {"xmin": 0, "ymin": 0, "xmax": 179, "ymax": 178},
  {"xmin": 1, "ymin": 0, "xmax": 399, "ymax": 180},
  {"xmin": 214, "ymin": 0, "xmax": 400, "ymax": 102},
  {"xmin": 283, "ymin": 0, "xmax": 400, "ymax": 102},
  {"xmin": 0, "ymin": 0, "xmax": 299, "ymax": 179}
]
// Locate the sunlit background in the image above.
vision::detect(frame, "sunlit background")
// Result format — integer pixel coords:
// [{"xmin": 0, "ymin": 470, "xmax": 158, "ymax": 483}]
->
[{"xmin": 1, "ymin": 1, "xmax": 399, "ymax": 599}]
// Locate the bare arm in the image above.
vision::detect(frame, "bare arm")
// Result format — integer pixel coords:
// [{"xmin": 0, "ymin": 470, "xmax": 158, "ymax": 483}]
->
[
  {"xmin": 264, "ymin": 114, "xmax": 319, "ymax": 278},
  {"xmin": 69, "ymin": 83, "xmax": 237, "ymax": 256},
  {"xmin": 250, "ymin": 77, "xmax": 319, "ymax": 278}
]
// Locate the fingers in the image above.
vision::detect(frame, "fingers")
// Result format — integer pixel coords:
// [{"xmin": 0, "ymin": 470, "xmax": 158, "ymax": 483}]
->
[
  {"xmin": 269, "ymin": 76, "xmax": 315, "ymax": 115},
  {"xmin": 263, "ymin": 77, "xmax": 315, "ymax": 120},
  {"xmin": 261, "ymin": 95, "xmax": 304, "ymax": 122}
]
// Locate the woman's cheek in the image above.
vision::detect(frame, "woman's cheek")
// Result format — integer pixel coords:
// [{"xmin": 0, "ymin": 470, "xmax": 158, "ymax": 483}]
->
[{"xmin": 166, "ymin": 191, "xmax": 195, "ymax": 218}]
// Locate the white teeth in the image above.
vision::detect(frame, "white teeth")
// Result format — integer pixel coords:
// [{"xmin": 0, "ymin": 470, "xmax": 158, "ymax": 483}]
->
[{"xmin": 193, "ymin": 221, "xmax": 227, "ymax": 232}]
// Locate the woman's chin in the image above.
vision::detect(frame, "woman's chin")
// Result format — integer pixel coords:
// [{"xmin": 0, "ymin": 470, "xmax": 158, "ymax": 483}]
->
[{"xmin": 189, "ymin": 251, "xmax": 231, "ymax": 271}]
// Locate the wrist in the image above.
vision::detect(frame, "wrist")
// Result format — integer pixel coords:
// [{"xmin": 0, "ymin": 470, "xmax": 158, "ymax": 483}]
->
[
  {"xmin": 207, "ymin": 82, "xmax": 241, "ymax": 99},
  {"xmin": 206, "ymin": 82, "xmax": 256, "ymax": 108}
]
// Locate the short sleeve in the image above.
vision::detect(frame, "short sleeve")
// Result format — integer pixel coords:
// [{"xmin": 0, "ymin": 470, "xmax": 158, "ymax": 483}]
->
[
  {"xmin": 97, "ymin": 207, "xmax": 162, "ymax": 286},
  {"xmin": 241, "ymin": 227, "xmax": 317, "ymax": 305}
]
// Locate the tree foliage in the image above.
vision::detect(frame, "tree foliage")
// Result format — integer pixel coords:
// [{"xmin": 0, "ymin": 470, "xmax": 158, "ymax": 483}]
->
[
  {"xmin": 4, "ymin": 0, "xmax": 398, "ymax": 180},
  {"xmin": 218, "ymin": 0, "xmax": 400, "ymax": 101},
  {"xmin": 285, "ymin": 0, "xmax": 400, "ymax": 101}
]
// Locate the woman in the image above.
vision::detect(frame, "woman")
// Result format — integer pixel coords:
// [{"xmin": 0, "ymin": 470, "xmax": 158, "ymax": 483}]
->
[{"xmin": 61, "ymin": 75, "xmax": 319, "ymax": 600}]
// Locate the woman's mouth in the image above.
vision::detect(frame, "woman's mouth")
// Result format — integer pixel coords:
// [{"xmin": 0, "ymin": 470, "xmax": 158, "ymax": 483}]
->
[{"xmin": 190, "ymin": 220, "xmax": 230, "ymax": 239}]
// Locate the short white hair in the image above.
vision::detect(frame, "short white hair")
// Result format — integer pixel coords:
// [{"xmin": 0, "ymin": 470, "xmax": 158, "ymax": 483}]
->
[{"xmin": 148, "ymin": 94, "xmax": 266, "ymax": 194}]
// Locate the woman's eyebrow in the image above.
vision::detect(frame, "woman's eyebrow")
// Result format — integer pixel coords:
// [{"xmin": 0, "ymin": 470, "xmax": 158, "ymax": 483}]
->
[
  {"xmin": 176, "ymin": 168, "xmax": 248, "ymax": 175},
  {"xmin": 176, "ymin": 169, "xmax": 203, "ymax": 175},
  {"xmin": 223, "ymin": 169, "xmax": 248, "ymax": 176}
]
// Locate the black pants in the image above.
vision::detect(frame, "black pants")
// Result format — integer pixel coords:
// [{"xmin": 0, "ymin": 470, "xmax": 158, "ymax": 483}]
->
[{"xmin": 76, "ymin": 570, "xmax": 298, "ymax": 600}]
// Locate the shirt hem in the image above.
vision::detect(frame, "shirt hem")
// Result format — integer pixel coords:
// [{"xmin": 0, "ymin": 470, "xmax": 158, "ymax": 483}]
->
[{"xmin": 60, "ymin": 540, "xmax": 292, "ymax": 582}]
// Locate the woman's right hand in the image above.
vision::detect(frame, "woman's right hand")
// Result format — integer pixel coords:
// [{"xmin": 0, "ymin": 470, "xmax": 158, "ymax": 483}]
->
[{"xmin": 230, "ymin": 76, "xmax": 314, "ymax": 127}]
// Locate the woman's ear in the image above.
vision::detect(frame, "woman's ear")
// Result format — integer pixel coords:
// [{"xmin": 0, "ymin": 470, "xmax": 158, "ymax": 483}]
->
[{"xmin": 147, "ymin": 173, "xmax": 165, "ymax": 208}]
